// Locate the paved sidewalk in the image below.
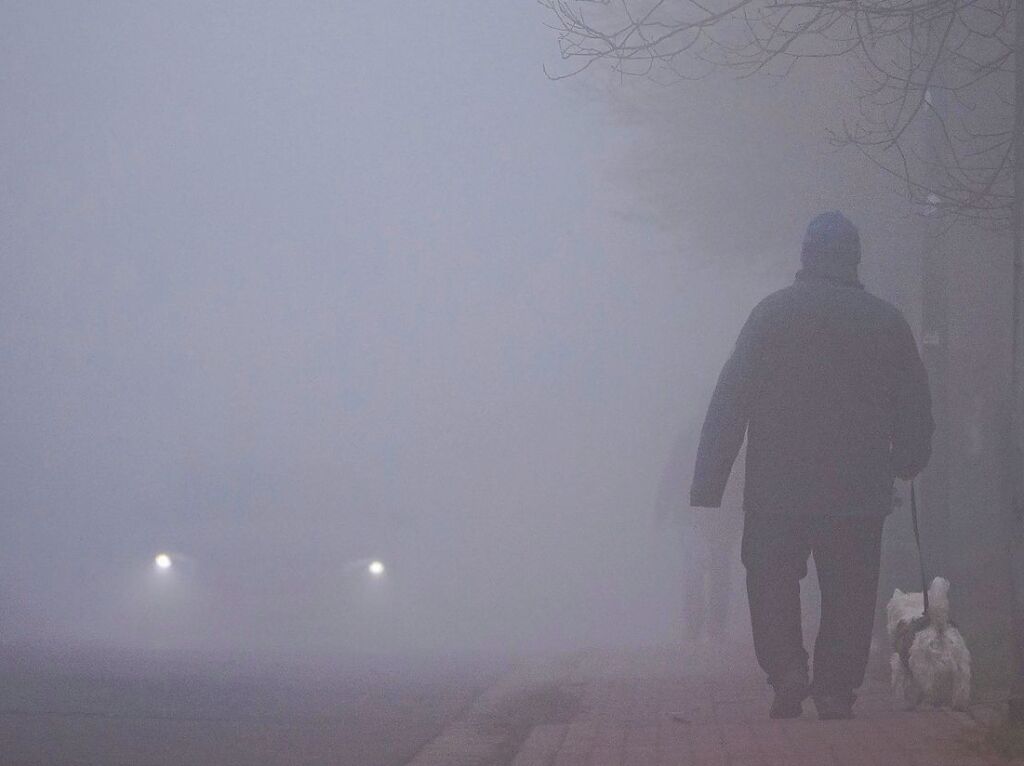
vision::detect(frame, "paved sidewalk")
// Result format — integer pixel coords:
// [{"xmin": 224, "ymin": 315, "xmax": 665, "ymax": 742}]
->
[{"xmin": 508, "ymin": 645, "xmax": 1017, "ymax": 766}]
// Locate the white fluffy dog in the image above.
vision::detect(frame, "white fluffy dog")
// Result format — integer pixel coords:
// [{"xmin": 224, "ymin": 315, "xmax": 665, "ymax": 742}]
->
[{"xmin": 886, "ymin": 577, "xmax": 971, "ymax": 710}]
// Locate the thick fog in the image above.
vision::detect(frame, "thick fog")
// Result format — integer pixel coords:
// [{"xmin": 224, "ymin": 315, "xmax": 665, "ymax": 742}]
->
[{"xmin": 2, "ymin": 4, "xmax": 921, "ymax": 659}]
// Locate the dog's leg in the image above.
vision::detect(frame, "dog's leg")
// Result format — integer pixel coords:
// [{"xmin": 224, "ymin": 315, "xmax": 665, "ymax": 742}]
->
[
  {"xmin": 905, "ymin": 677, "xmax": 924, "ymax": 709},
  {"xmin": 900, "ymin": 656, "xmax": 924, "ymax": 710},
  {"xmin": 890, "ymin": 653, "xmax": 904, "ymax": 700},
  {"xmin": 890, "ymin": 653, "xmax": 918, "ymax": 710},
  {"xmin": 951, "ymin": 678, "xmax": 970, "ymax": 711},
  {"xmin": 952, "ymin": 656, "xmax": 972, "ymax": 711}
]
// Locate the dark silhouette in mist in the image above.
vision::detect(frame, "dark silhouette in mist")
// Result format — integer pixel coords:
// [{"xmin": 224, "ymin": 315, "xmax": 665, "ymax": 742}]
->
[{"xmin": 690, "ymin": 212, "xmax": 935, "ymax": 720}]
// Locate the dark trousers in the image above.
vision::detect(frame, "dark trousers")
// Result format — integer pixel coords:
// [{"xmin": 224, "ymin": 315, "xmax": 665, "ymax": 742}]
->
[{"xmin": 741, "ymin": 513, "xmax": 885, "ymax": 700}]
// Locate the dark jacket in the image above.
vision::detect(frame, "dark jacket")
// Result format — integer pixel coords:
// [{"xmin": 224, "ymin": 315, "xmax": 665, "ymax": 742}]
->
[{"xmin": 690, "ymin": 270, "xmax": 934, "ymax": 516}]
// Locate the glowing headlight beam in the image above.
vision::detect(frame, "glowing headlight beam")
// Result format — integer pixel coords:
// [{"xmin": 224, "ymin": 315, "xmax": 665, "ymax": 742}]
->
[
  {"xmin": 154, "ymin": 553, "xmax": 173, "ymax": 570},
  {"xmin": 368, "ymin": 560, "xmax": 386, "ymax": 577}
]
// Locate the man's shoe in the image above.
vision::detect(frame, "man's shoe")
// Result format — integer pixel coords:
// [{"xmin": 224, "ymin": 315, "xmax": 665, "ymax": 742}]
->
[
  {"xmin": 814, "ymin": 695, "xmax": 854, "ymax": 721},
  {"xmin": 769, "ymin": 669, "xmax": 809, "ymax": 720},
  {"xmin": 770, "ymin": 692, "xmax": 805, "ymax": 719}
]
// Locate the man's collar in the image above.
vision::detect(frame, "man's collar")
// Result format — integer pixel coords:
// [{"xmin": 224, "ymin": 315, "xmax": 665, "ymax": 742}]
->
[{"xmin": 795, "ymin": 266, "xmax": 864, "ymax": 289}]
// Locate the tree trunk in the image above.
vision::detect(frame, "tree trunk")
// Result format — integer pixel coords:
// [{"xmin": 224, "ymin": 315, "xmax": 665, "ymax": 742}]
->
[
  {"xmin": 1009, "ymin": 0, "xmax": 1024, "ymax": 721},
  {"xmin": 919, "ymin": 5, "xmax": 1020, "ymax": 695}
]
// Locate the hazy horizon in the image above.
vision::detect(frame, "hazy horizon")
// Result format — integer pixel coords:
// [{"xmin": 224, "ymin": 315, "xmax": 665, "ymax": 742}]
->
[{"xmin": 2, "ymin": 2, "xmax": 921, "ymax": 659}]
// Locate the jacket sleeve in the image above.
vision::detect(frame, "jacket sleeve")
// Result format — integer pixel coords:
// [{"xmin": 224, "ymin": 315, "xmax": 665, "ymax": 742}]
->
[
  {"xmin": 890, "ymin": 316, "xmax": 934, "ymax": 480},
  {"xmin": 690, "ymin": 307, "xmax": 762, "ymax": 508}
]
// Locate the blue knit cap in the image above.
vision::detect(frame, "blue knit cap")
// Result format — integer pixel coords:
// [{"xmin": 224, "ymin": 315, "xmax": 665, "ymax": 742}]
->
[{"xmin": 801, "ymin": 211, "xmax": 861, "ymax": 268}]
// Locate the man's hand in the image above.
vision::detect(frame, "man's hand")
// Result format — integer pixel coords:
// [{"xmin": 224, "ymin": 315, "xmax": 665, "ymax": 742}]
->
[{"xmin": 689, "ymin": 485, "xmax": 723, "ymax": 509}]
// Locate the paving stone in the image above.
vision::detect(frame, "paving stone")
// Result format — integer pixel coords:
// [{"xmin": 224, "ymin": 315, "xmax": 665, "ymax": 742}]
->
[
  {"xmin": 588, "ymin": 747, "xmax": 625, "ymax": 766},
  {"xmin": 507, "ymin": 646, "xmax": 1016, "ymax": 766},
  {"xmin": 560, "ymin": 720, "xmax": 599, "ymax": 754},
  {"xmin": 552, "ymin": 752, "xmax": 589, "ymax": 766},
  {"xmin": 624, "ymin": 722, "xmax": 660, "ymax": 749},
  {"xmin": 512, "ymin": 725, "xmax": 568, "ymax": 766}
]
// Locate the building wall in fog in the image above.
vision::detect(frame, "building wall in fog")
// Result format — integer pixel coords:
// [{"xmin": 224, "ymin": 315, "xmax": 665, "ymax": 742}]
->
[{"xmin": 920, "ymin": 220, "xmax": 1016, "ymax": 685}]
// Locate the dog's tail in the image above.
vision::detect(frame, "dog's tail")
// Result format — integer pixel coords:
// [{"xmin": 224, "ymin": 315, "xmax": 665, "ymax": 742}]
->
[{"xmin": 927, "ymin": 577, "xmax": 951, "ymax": 630}]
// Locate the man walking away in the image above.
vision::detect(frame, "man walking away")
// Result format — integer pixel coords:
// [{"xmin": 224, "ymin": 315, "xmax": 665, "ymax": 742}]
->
[{"xmin": 690, "ymin": 212, "xmax": 934, "ymax": 720}]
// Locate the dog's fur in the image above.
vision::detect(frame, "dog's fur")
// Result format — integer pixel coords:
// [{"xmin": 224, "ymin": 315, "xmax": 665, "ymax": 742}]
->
[{"xmin": 886, "ymin": 577, "xmax": 971, "ymax": 710}]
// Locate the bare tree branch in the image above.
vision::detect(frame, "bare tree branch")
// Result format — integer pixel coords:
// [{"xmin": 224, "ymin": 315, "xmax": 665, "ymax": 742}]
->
[{"xmin": 542, "ymin": 0, "xmax": 1016, "ymax": 225}]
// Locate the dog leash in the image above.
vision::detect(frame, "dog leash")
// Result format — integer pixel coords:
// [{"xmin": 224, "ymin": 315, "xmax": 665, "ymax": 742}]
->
[{"xmin": 910, "ymin": 481, "xmax": 930, "ymax": 615}]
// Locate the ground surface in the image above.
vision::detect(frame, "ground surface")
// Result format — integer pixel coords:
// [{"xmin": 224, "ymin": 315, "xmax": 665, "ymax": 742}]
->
[
  {"xmin": 0, "ymin": 644, "xmax": 495, "ymax": 766},
  {"xmin": 501, "ymin": 646, "xmax": 1019, "ymax": 766},
  {"xmin": 405, "ymin": 644, "xmax": 1021, "ymax": 766},
  {"xmin": 3, "ymin": 642, "xmax": 1020, "ymax": 765}
]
